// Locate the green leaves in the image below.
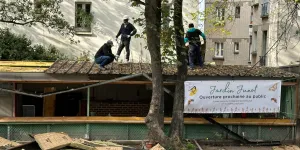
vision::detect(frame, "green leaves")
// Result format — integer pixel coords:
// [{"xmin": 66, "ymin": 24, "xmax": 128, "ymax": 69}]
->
[
  {"xmin": 0, "ymin": 28, "xmax": 67, "ymax": 61},
  {"xmin": 0, "ymin": 0, "xmax": 75, "ymax": 43}
]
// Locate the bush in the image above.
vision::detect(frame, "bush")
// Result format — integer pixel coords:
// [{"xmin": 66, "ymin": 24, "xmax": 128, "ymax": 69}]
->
[{"xmin": 0, "ymin": 28, "xmax": 67, "ymax": 61}]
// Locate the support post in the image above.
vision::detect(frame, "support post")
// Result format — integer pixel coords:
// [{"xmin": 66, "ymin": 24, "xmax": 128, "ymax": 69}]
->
[
  {"xmin": 87, "ymin": 87, "xmax": 90, "ymax": 117},
  {"xmin": 85, "ymin": 87, "xmax": 91, "ymax": 140},
  {"xmin": 296, "ymin": 79, "xmax": 300, "ymax": 145}
]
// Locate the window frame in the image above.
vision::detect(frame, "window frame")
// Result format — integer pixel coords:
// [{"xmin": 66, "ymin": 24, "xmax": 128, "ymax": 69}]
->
[
  {"xmin": 75, "ymin": 1, "xmax": 92, "ymax": 33},
  {"xmin": 235, "ymin": 6, "xmax": 241, "ymax": 18},
  {"xmin": 261, "ymin": 2, "xmax": 269, "ymax": 18},
  {"xmin": 214, "ymin": 42, "xmax": 224, "ymax": 57},
  {"xmin": 216, "ymin": 7, "xmax": 225, "ymax": 21},
  {"xmin": 234, "ymin": 42, "xmax": 239, "ymax": 54}
]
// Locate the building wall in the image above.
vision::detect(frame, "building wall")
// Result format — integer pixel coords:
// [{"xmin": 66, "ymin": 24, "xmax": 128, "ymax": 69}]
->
[
  {"xmin": 251, "ymin": 0, "xmax": 300, "ymax": 67},
  {"xmin": 1, "ymin": 0, "xmax": 200, "ymax": 62},
  {"xmin": 89, "ymin": 84, "xmax": 151, "ymax": 117},
  {"xmin": 204, "ymin": 0, "xmax": 252, "ymax": 65}
]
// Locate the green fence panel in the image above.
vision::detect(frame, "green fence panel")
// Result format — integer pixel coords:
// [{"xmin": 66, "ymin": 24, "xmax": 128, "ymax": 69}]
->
[
  {"xmin": 0, "ymin": 125, "xmax": 7, "ymax": 139},
  {"xmin": 128, "ymin": 124, "xmax": 148, "ymax": 140},
  {"xmin": 261, "ymin": 126, "xmax": 294, "ymax": 141},
  {"xmin": 0, "ymin": 123, "xmax": 294, "ymax": 142},
  {"xmin": 9, "ymin": 124, "xmax": 47, "ymax": 141},
  {"xmin": 185, "ymin": 125, "xmax": 225, "ymax": 140},
  {"xmin": 90, "ymin": 124, "xmax": 129, "ymax": 140},
  {"xmin": 51, "ymin": 124, "xmax": 86, "ymax": 139},
  {"xmin": 239, "ymin": 125, "xmax": 259, "ymax": 140}
]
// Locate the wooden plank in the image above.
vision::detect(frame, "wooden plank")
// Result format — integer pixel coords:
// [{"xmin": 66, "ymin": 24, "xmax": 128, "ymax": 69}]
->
[
  {"xmin": 43, "ymin": 87, "xmax": 56, "ymax": 117},
  {"xmin": 0, "ymin": 66, "xmax": 47, "ymax": 72},
  {"xmin": 0, "ymin": 117, "xmax": 295, "ymax": 126},
  {"xmin": 0, "ymin": 61, "xmax": 53, "ymax": 67},
  {"xmin": 56, "ymin": 61, "xmax": 77, "ymax": 74},
  {"xmin": 67, "ymin": 61, "xmax": 86, "ymax": 74},
  {"xmin": 0, "ymin": 80, "xmax": 175, "ymax": 85},
  {"xmin": 45, "ymin": 60, "xmax": 67, "ymax": 73},
  {"xmin": 78, "ymin": 61, "xmax": 93, "ymax": 74}
]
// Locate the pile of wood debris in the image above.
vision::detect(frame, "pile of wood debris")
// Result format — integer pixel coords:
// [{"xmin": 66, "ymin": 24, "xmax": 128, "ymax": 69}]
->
[{"xmin": 1, "ymin": 132, "xmax": 140, "ymax": 150}]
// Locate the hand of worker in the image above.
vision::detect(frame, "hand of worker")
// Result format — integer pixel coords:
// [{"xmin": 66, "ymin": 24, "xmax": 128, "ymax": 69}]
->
[
  {"xmin": 185, "ymin": 42, "xmax": 189, "ymax": 47},
  {"xmin": 127, "ymin": 35, "xmax": 131, "ymax": 38}
]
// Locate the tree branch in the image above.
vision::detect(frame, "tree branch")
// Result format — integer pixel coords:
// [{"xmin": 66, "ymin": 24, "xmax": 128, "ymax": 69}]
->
[
  {"xmin": 0, "ymin": 19, "xmax": 35, "ymax": 25},
  {"xmin": 131, "ymin": 0, "xmax": 146, "ymax": 5}
]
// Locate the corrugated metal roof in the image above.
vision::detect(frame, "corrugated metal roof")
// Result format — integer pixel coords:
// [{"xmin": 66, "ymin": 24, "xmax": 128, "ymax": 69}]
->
[{"xmin": 45, "ymin": 60, "xmax": 299, "ymax": 78}]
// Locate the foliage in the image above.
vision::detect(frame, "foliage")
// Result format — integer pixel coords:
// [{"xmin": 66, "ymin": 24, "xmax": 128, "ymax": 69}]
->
[
  {"xmin": 76, "ymin": 8, "xmax": 94, "ymax": 30},
  {"xmin": 185, "ymin": 141, "xmax": 196, "ymax": 150},
  {"xmin": 76, "ymin": 50, "xmax": 91, "ymax": 61},
  {"xmin": 0, "ymin": 0, "xmax": 76, "ymax": 43},
  {"xmin": 0, "ymin": 28, "xmax": 67, "ymax": 60},
  {"xmin": 131, "ymin": 0, "xmax": 235, "ymax": 64}
]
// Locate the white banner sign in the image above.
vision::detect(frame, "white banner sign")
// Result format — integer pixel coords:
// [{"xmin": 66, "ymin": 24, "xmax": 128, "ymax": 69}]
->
[{"xmin": 184, "ymin": 80, "xmax": 281, "ymax": 114}]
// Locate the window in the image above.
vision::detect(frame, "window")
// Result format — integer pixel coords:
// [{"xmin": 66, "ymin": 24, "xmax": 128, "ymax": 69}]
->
[
  {"xmin": 235, "ymin": 6, "xmax": 240, "ymax": 18},
  {"xmin": 215, "ymin": 42, "xmax": 224, "ymax": 57},
  {"xmin": 234, "ymin": 42, "xmax": 239, "ymax": 53},
  {"xmin": 261, "ymin": 2, "xmax": 269, "ymax": 17},
  {"xmin": 75, "ymin": 2, "xmax": 92, "ymax": 33},
  {"xmin": 252, "ymin": 31, "xmax": 257, "ymax": 54},
  {"xmin": 216, "ymin": 7, "xmax": 225, "ymax": 21}
]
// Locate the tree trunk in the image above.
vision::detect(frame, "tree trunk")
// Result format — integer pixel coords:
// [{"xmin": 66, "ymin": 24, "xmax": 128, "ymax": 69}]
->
[
  {"xmin": 170, "ymin": 0, "xmax": 187, "ymax": 145},
  {"xmin": 144, "ymin": 0, "xmax": 168, "ymax": 145}
]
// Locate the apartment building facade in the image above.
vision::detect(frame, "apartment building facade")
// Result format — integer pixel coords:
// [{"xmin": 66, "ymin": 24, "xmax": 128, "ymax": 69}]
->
[
  {"xmin": 204, "ymin": 0, "xmax": 252, "ymax": 65},
  {"xmin": 0, "ymin": 0, "xmax": 200, "ymax": 62},
  {"xmin": 250, "ymin": 0, "xmax": 300, "ymax": 67}
]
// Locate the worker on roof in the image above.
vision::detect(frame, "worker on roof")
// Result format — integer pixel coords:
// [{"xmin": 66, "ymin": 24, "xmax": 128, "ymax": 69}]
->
[
  {"xmin": 115, "ymin": 15, "xmax": 137, "ymax": 63},
  {"xmin": 184, "ymin": 23, "xmax": 206, "ymax": 69},
  {"xmin": 94, "ymin": 40, "xmax": 115, "ymax": 70}
]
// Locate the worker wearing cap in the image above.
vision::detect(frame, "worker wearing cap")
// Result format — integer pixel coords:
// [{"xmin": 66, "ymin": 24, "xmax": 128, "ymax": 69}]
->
[
  {"xmin": 184, "ymin": 23, "xmax": 206, "ymax": 69},
  {"xmin": 115, "ymin": 15, "xmax": 137, "ymax": 63},
  {"xmin": 95, "ymin": 40, "xmax": 115, "ymax": 70}
]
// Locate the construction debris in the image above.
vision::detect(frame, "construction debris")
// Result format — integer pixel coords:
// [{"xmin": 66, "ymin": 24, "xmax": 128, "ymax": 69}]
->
[
  {"xmin": 150, "ymin": 144, "xmax": 165, "ymax": 150},
  {"xmin": 34, "ymin": 132, "xmax": 73, "ymax": 150},
  {"xmin": 5, "ymin": 132, "xmax": 135, "ymax": 150},
  {"xmin": 272, "ymin": 145, "xmax": 300, "ymax": 150},
  {"xmin": 0, "ymin": 137, "xmax": 20, "ymax": 149}
]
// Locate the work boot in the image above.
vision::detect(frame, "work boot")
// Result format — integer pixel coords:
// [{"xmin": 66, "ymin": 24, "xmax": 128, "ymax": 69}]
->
[{"xmin": 99, "ymin": 66, "xmax": 106, "ymax": 70}]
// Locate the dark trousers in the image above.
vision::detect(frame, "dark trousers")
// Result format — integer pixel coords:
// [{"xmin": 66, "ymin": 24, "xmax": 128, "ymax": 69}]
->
[
  {"xmin": 188, "ymin": 44, "xmax": 203, "ymax": 68},
  {"xmin": 95, "ymin": 56, "xmax": 113, "ymax": 67},
  {"xmin": 117, "ymin": 39, "xmax": 131, "ymax": 61}
]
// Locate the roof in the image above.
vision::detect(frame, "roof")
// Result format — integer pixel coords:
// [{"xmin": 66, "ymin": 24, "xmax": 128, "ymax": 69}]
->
[
  {"xmin": 0, "ymin": 61, "xmax": 52, "ymax": 72},
  {"xmin": 45, "ymin": 60, "xmax": 299, "ymax": 78}
]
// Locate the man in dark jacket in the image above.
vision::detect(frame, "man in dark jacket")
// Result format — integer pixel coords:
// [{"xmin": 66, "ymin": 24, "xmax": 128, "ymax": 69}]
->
[
  {"xmin": 95, "ymin": 40, "xmax": 115, "ymax": 70},
  {"xmin": 184, "ymin": 23, "xmax": 206, "ymax": 69},
  {"xmin": 115, "ymin": 15, "xmax": 137, "ymax": 63}
]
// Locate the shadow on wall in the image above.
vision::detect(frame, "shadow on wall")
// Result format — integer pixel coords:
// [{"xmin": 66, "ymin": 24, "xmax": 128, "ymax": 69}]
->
[{"xmin": 1, "ymin": 0, "xmax": 199, "ymax": 62}]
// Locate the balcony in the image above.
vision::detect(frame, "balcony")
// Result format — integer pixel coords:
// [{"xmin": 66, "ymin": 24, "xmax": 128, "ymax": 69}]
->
[{"xmin": 259, "ymin": 56, "xmax": 266, "ymax": 66}]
